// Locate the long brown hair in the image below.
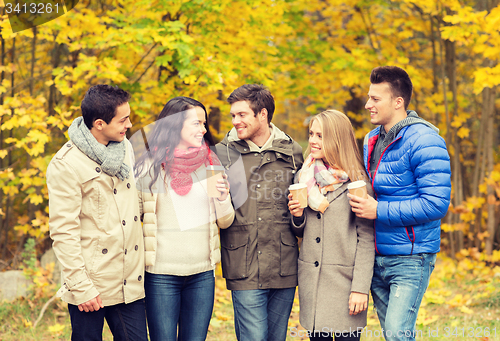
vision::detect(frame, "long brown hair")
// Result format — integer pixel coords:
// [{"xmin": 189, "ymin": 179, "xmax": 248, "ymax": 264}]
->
[{"xmin": 306, "ymin": 110, "xmax": 368, "ymax": 181}]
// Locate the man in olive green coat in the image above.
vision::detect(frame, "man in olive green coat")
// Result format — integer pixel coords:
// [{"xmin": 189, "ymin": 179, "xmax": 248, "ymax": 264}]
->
[{"xmin": 215, "ymin": 84, "xmax": 304, "ymax": 341}]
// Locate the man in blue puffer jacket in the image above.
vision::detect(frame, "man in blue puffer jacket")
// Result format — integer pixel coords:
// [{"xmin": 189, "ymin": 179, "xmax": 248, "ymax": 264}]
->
[{"xmin": 348, "ymin": 66, "xmax": 451, "ymax": 341}]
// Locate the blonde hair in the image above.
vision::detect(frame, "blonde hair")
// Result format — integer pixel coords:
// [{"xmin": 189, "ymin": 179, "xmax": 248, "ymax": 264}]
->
[{"xmin": 306, "ymin": 110, "xmax": 368, "ymax": 181}]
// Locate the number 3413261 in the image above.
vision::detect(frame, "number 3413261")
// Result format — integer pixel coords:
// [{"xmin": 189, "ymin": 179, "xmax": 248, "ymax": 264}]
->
[{"xmin": 5, "ymin": 2, "xmax": 62, "ymax": 14}]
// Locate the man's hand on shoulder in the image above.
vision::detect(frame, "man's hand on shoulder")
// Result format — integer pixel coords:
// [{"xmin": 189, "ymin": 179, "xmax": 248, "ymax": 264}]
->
[
  {"xmin": 348, "ymin": 193, "xmax": 378, "ymax": 220},
  {"xmin": 78, "ymin": 294, "xmax": 104, "ymax": 312}
]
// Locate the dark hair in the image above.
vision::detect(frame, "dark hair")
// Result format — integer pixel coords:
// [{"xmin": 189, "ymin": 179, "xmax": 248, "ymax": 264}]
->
[
  {"xmin": 81, "ymin": 84, "xmax": 131, "ymax": 129},
  {"xmin": 370, "ymin": 66, "xmax": 413, "ymax": 110},
  {"xmin": 227, "ymin": 84, "xmax": 275, "ymax": 123},
  {"xmin": 134, "ymin": 96, "xmax": 215, "ymax": 192}
]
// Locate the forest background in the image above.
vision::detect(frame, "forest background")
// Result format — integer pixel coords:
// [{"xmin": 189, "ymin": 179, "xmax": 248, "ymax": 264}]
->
[{"xmin": 0, "ymin": 0, "xmax": 499, "ymax": 339}]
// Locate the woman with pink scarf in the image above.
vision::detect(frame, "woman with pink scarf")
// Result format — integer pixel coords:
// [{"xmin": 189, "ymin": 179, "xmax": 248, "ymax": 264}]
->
[
  {"xmin": 288, "ymin": 110, "xmax": 375, "ymax": 341},
  {"xmin": 134, "ymin": 97, "xmax": 234, "ymax": 341}
]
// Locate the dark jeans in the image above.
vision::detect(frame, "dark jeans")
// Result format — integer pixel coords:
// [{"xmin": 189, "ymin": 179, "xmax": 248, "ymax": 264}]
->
[
  {"xmin": 68, "ymin": 299, "xmax": 148, "ymax": 341},
  {"xmin": 310, "ymin": 331, "xmax": 361, "ymax": 341},
  {"xmin": 145, "ymin": 270, "xmax": 215, "ymax": 341}
]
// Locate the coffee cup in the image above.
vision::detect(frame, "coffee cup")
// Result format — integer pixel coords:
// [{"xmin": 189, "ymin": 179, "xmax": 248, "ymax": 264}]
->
[
  {"xmin": 206, "ymin": 165, "xmax": 225, "ymax": 198},
  {"xmin": 289, "ymin": 183, "xmax": 308, "ymax": 208},
  {"xmin": 347, "ymin": 180, "xmax": 368, "ymax": 199}
]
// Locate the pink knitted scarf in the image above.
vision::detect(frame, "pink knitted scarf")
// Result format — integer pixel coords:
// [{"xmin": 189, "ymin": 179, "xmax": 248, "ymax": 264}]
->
[{"xmin": 166, "ymin": 143, "xmax": 220, "ymax": 196}]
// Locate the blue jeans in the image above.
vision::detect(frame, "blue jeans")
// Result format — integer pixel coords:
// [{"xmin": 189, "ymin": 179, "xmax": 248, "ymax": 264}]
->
[
  {"xmin": 145, "ymin": 270, "xmax": 215, "ymax": 341},
  {"xmin": 371, "ymin": 253, "xmax": 436, "ymax": 341},
  {"xmin": 68, "ymin": 299, "xmax": 148, "ymax": 341},
  {"xmin": 231, "ymin": 287, "xmax": 296, "ymax": 341}
]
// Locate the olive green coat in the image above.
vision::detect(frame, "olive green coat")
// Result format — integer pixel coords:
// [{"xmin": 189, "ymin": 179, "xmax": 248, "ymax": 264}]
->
[{"xmin": 215, "ymin": 124, "xmax": 304, "ymax": 290}]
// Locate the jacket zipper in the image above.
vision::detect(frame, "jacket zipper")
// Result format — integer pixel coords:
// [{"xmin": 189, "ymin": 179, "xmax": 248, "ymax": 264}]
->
[{"xmin": 370, "ymin": 135, "xmax": 403, "ymax": 255}]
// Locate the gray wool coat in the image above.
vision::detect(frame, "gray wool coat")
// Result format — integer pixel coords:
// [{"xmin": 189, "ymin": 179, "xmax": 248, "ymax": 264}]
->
[{"xmin": 291, "ymin": 181, "xmax": 375, "ymax": 334}]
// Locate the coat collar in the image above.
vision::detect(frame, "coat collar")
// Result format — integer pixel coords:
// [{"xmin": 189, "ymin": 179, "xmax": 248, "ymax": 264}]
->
[{"xmin": 326, "ymin": 182, "xmax": 348, "ymax": 203}]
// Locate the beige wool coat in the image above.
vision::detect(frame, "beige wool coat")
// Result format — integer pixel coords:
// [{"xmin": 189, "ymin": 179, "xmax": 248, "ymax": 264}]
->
[
  {"xmin": 291, "ymin": 181, "xmax": 375, "ymax": 334},
  {"xmin": 47, "ymin": 139, "xmax": 145, "ymax": 307}
]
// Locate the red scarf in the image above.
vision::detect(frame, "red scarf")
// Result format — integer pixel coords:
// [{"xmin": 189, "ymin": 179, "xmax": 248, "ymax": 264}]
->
[{"xmin": 166, "ymin": 143, "xmax": 221, "ymax": 196}]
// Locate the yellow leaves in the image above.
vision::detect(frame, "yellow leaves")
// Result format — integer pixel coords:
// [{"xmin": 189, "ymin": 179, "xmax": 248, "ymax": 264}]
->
[
  {"xmin": 473, "ymin": 65, "xmax": 500, "ymax": 94},
  {"xmin": 459, "ymin": 306, "xmax": 474, "ymax": 314},
  {"xmin": 447, "ymin": 293, "xmax": 472, "ymax": 307},
  {"xmin": 48, "ymin": 323, "xmax": 65, "ymax": 334},
  {"xmin": 457, "ymin": 127, "xmax": 470, "ymax": 138},
  {"xmin": 23, "ymin": 318, "xmax": 33, "ymax": 328}
]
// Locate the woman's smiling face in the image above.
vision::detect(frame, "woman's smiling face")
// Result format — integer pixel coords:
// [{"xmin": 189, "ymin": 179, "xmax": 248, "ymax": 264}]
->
[
  {"xmin": 309, "ymin": 119, "xmax": 326, "ymax": 163},
  {"xmin": 177, "ymin": 106, "xmax": 207, "ymax": 150}
]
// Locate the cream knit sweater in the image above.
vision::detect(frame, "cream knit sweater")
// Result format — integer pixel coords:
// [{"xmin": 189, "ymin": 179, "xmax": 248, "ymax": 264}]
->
[{"xmin": 137, "ymin": 164, "xmax": 235, "ymax": 272}]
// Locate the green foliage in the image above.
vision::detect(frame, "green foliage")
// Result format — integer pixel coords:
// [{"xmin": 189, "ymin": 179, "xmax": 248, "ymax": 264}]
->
[{"xmin": 21, "ymin": 238, "xmax": 36, "ymax": 273}]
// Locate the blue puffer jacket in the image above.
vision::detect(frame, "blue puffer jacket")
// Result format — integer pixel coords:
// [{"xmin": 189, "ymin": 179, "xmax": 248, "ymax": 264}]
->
[{"xmin": 363, "ymin": 122, "xmax": 451, "ymax": 256}]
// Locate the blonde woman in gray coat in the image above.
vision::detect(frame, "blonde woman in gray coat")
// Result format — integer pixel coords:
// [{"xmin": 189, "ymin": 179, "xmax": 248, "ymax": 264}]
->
[{"xmin": 288, "ymin": 110, "xmax": 375, "ymax": 341}]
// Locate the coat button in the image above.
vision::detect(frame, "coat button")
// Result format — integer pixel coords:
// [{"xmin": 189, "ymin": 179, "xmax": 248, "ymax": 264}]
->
[
  {"xmin": 102, "ymin": 249, "xmax": 108, "ymax": 254},
  {"xmin": 127, "ymin": 183, "xmax": 131, "ymax": 189},
  {"xmin": 134, "ymin": 216, "xmax": 138, "ymax": 221},
  {"xmin": 138, "ymin": 275, "xmax": 142, "ymax": 281},
  {"xmin": 256, "ymin": 184, "xmax": 261, "ymax": 188},
  {"xmin": 114, "ymin": 189, "xmax": 117, "ymax": 194},
  {"xmin": 258, "ymin": 217, "xmax": 262, "ymax": 221},
  {"xmin": 258, "ymin": 251, "xmax": 262, "ymax": 254},
  {"xmin": 124, "ymin": 280, "xmax": 127, "ymax": 285},
  {"xmin": 259, "ymin": 284, "xmax": 262, "ymax": 287},
  {"xmin": 267, "ymin": 157, "xmax": 270, "ymax": 161},
  {"xmin": 122, "ymin": 220, "xmax": 126, "ymax": 226},
  {"xmin": 244, "ymin": 148, "xmax": 248, "ymax": 152},
  {"xmin": 135, "ymin": 245, "xmax": 138, "ymax": 251},
  {"xmin": 314, "ymin": 261, "xmax": 319, "ymax": 267},
  {"xmin": 95, "ymin": 167, "xmax": 101, "ymax": 173},
  {"xmin": 317, "ymin": 212, "xmax": 321, "ymax": 219},
  {"xmin": 124, "ymin": 249, "xmax": 127, "ymax": 255},
  {"xmin": 316, "ymin": 237, "xmax": 321, "ymax": 243}
]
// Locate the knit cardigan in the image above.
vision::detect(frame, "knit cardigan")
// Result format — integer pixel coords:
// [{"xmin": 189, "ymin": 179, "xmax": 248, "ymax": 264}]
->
[{"xmin": 137, "ymin": 168, "xmax": 235, "ymax": 269}]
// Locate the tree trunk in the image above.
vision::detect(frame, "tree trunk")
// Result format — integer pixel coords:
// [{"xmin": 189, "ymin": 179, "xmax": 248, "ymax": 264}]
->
[
  {"xmin": 48, "ymin": 42, "xmax": 63, "ymax": 115},
  {"xmin": 1, "ymin": 37, "xmax": 15, "ymax": 261},
  {"xmin": 469, "ymin": 91, "xmax": 489, "ymax": 248},
  {"xmin": 30, "ymin": 27, "xmax": 37, "ymax": 96},
  {"xmin": 484, "ymin": 86, "xmax": 496, "ymax": 255},
  {"xmin": 437, "ymin": 19, "xmax": 456, "ymax": 257},
  {"xmin": 0, "ymin": 32, "xmax": 4, "ymax": 260}
]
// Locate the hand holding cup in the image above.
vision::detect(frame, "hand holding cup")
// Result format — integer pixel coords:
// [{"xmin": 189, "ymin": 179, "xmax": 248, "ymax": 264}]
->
[
  {"xmin": 216, "ymin": 173, "xmax": 230, "ymax": 201},
  {"xmin": 288, "ymin": 193, "xmax": 304, "ymax": 217}
]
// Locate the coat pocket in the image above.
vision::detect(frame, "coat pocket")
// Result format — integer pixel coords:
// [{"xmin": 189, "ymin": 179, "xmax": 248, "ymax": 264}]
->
[
  {"xmin": 87, "ymin": 238, "xmax": 101, "ymax": 275},
  {"xmin": 280, "ymin": 232, "xmax": 298, "ymax": 276},
  {"xmin": 220, "ymin": 232, "xmax": 249, "ymax": 280}
]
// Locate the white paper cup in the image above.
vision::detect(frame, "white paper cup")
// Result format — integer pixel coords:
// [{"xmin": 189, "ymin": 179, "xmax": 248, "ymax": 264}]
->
[
  {"xmin": 289, "ymin": 183, "xmax": 308, "ymax": 208},
  {"xmin": 347, "ymin": 180, "xmax": 367, "ymax": 199}
]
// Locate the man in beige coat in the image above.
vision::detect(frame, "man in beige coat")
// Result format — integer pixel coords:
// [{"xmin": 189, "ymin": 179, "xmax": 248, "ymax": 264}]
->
[{"xmin": 47, "ymin": 85, "xmax": 148, "ymax": 341}]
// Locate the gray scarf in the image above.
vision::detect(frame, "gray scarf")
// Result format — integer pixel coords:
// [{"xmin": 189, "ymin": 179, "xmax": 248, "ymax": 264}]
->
[{"xmin": 68, "ymin": 117, "xmax": 130, "ymax": 181}]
